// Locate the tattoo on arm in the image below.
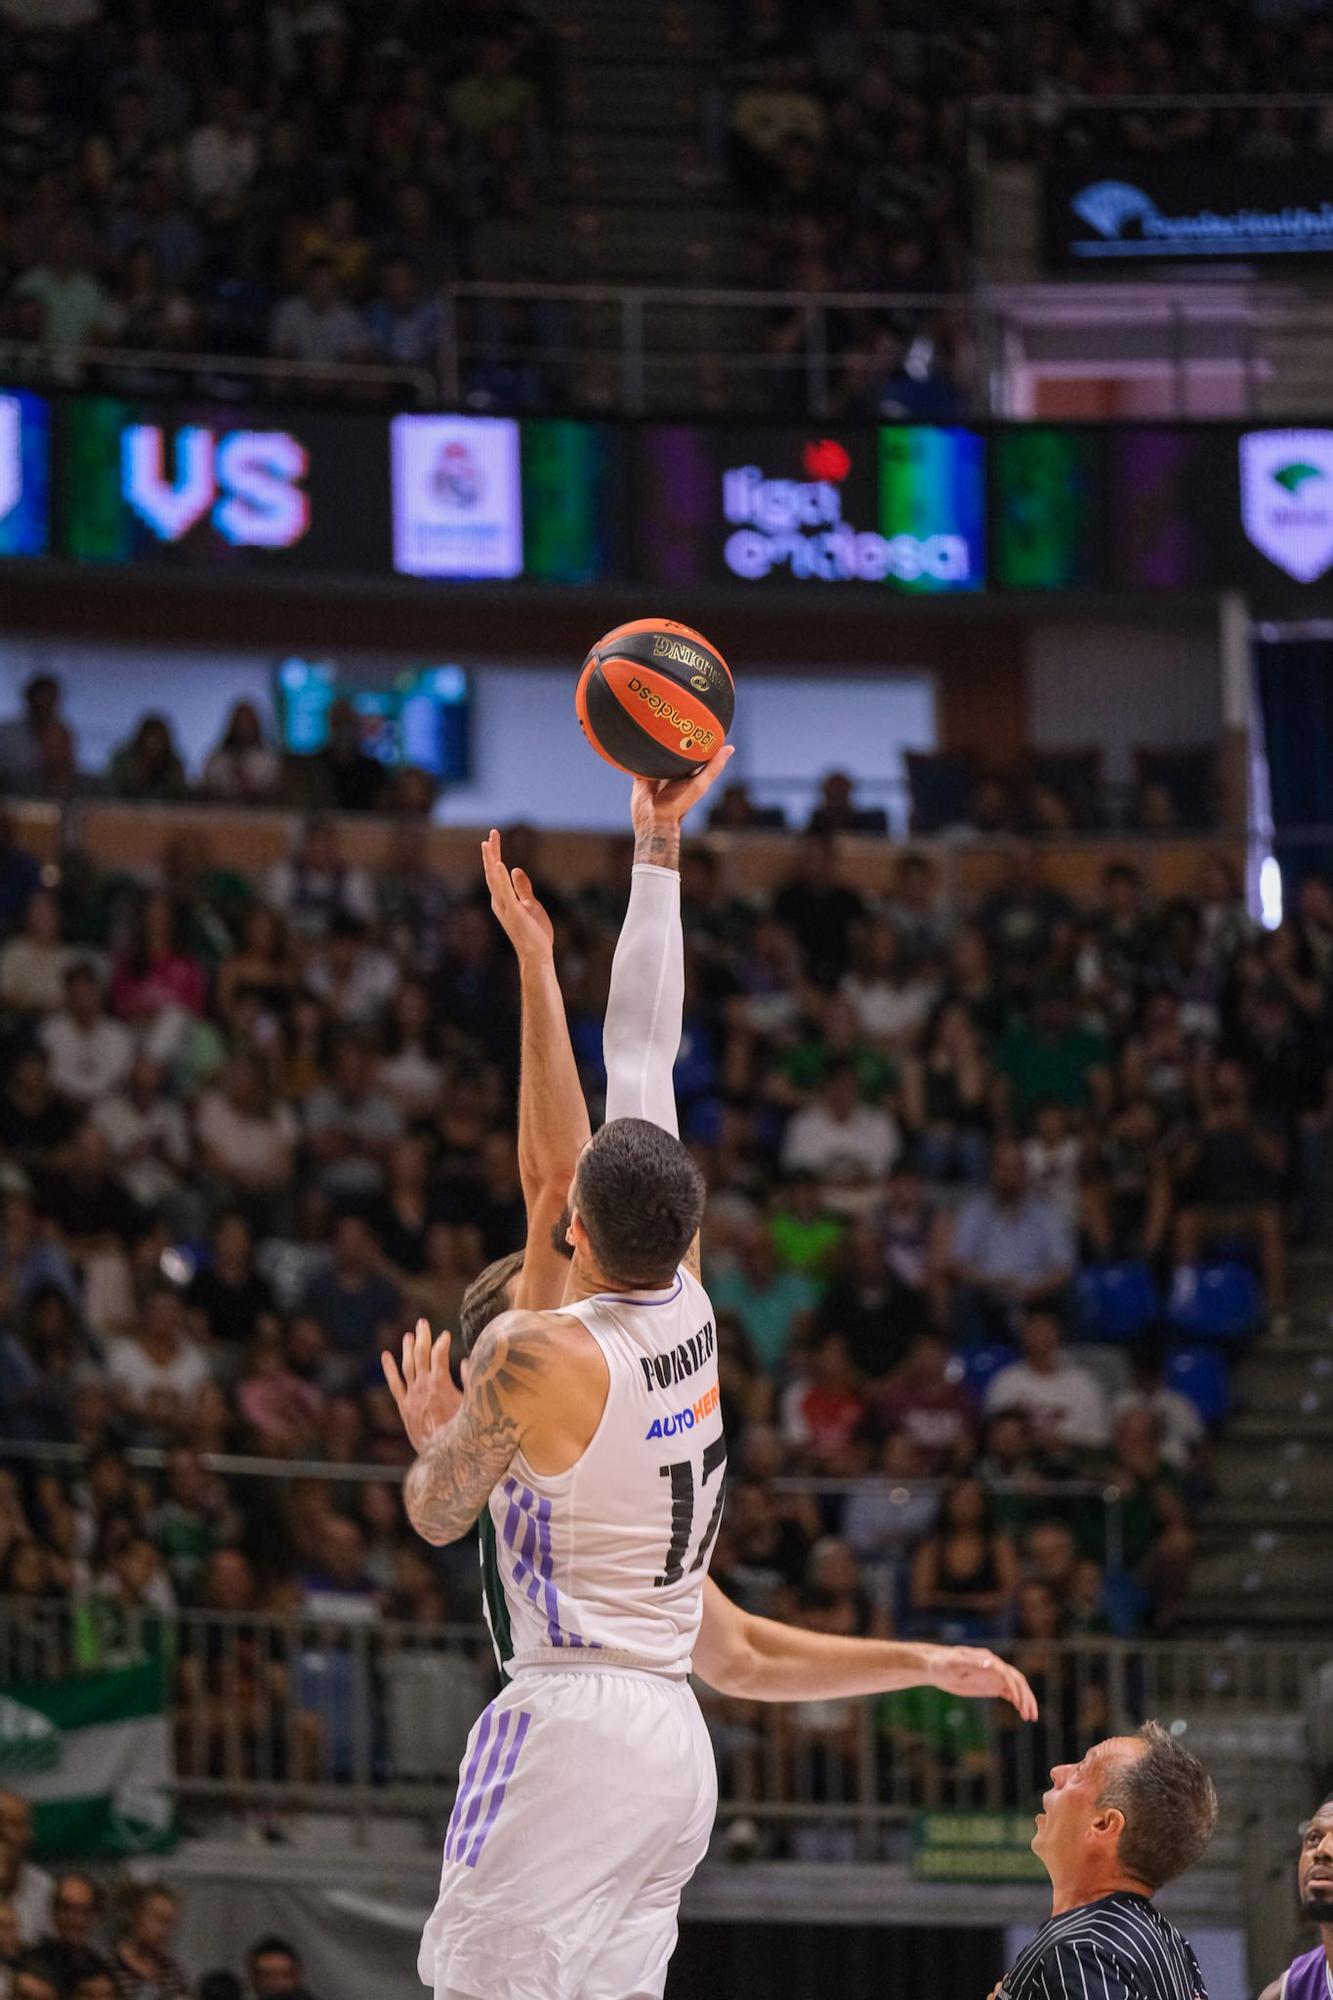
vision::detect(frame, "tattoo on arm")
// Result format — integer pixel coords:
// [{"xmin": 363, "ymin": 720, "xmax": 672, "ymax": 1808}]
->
[
  {"xmin": 633, "ymin": 823, "xmax": 680, "ymax": 870},
  {"xmin": 403, "ymin": 1315, "xmax": 551, "ymax": 1545}
]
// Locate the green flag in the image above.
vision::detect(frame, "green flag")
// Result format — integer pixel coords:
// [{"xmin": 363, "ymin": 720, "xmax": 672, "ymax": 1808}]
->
[{"xmin": 0, "ymin": 1659, "xmax": 176, "ymax": 1861}]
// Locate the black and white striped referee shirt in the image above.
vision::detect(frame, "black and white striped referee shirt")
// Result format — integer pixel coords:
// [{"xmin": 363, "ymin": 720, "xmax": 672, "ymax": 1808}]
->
[{"xmin": 1002, "ymin": 1892, "xmax": 1208, "ymax": 2000}]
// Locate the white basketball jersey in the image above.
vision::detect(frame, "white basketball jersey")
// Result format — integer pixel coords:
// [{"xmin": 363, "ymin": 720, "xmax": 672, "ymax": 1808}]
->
[{"xmin": 483, "ymin": 1267, "xmax": 726, "ymax": 1676}]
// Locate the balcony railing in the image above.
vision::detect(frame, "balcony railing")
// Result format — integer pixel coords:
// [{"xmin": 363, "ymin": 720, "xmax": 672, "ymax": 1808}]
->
[{"xmin": 1, "ymin": 1600, "xmax": 1325, "ymax": 1848}]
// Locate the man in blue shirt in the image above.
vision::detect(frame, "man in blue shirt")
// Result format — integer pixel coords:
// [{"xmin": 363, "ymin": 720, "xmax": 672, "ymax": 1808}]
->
[{"xmin": 951, "ymin": 1137, "xmax": 1073, "ymax": 1344}]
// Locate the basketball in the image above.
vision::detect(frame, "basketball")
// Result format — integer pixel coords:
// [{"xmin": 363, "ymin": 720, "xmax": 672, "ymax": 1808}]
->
[{"xmin": 575, "ymin": 618, "xmax": 735, "ymax": 780}]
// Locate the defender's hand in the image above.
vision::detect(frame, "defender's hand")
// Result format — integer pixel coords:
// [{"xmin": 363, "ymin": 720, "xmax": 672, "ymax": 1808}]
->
[
  {"xmin": 482, "ymin": 830, "xmax": 555, "ymax": 967},
  {"xmin": 923, "ymin": 1645, "xmax": 1039, "ymax": 1721},
  {"xmin": 630, "ymin": 743, "xmax": 736, "ymax": 839},
  {"xmin": 382, "ymin": 1318, "xmax": 463, "ymax": 1454}
]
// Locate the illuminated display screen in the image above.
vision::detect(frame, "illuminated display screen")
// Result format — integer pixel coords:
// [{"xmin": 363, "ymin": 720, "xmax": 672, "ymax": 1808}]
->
[{"xmin": 4, "ymin": 387, "xmax": 1332, "ymax": 610}]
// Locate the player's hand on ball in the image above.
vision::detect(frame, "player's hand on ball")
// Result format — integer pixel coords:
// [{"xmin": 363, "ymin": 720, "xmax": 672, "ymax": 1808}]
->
[
  {"xmin": 631, "ymin": 742, "xmax": 736, "ymax": 835},
  {"xmin": 382, "ymin": 1317, "xmax": 463, "ymax": 1453},
  {"xmin": 482, "ymin": 829, "xmax": 555, "ymax": 967},
  {"xmin": 924, "ymin": 1645, "xmax": 1039, "ymax": 1721}
]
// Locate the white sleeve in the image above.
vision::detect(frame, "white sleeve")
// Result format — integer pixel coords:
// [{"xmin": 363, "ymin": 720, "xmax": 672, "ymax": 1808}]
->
[{"xmin": 603, "ymin": 862, "xmax": 683, "ymax": 1138}]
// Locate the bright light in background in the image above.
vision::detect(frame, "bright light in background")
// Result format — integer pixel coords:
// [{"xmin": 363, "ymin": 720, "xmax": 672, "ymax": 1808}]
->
[{"xmin": 1259, "ymin": 855, "xmax": 1284, "ymax": 929}]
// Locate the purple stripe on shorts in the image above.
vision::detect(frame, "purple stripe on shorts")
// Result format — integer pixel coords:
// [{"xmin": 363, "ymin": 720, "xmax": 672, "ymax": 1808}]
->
[
  {"xmin": 464, "ymin": 1709, "xmax": 532, "ymax": 1868},
  {"xmin": 451, "ymin": 1709, "xmax": 511, "ymax": 1865},
  {"xmin": 444, "ymin": 1704, "xmax": 493, "ymax": 1862}
]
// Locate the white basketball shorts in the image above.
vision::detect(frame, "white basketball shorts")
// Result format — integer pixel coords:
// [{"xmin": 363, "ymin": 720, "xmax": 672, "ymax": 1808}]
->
[{"xmin": 418, "ymin": 1663, "xmax": 717, "ymax": 2000}]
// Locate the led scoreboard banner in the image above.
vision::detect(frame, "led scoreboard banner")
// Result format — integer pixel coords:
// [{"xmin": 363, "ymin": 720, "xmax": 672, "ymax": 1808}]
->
[{"xmin": 7, "ymin": 385, "xmax": 1333, "ymax": 612}]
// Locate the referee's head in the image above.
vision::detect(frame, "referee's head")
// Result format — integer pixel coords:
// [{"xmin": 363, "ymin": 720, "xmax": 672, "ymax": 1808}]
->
[{"xmin": 1033, "ymin": 1723, "xmax": 1219, "ymax": 1909}]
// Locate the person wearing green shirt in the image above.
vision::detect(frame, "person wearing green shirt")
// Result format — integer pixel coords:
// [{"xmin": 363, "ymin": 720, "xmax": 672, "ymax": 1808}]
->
[
  {"xmin": 768, "ymin": 1172, "xmax": 846, "ymax": 1282},
  {"xmin": 996, "ymin": 986, "xmax": 1111, "ymax": 1125},
  {"xmin": 709, "ymin": 1228, "xmax": 818, "ymax": 1374}
]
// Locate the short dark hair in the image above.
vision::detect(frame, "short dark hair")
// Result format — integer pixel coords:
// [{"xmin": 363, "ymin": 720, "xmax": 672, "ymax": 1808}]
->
[
  {"xmin": 1098, "ymin": 1721, "xmax": 1218, "ymax": 1890},
  {"xmin": 14, "ymin": 1950, "xmax": 63, "ymax": 1999},
  {"xmin": 198, "ymin": 1973, "xmax": 244, "ymax": 2000},
  {"xmin": 573, "ymin": 1118, "xmax": 705, "ymax": 1287},
  {"xmin": 248, "ymin": 1937, "xmax": 299, "ymax": 1972},
  {"xmin": 459, "ymin": 1249, "xmax": 525, "ymax": 1357}
]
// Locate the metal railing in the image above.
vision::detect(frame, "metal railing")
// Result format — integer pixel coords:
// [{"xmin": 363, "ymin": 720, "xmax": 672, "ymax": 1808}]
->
[
  {"xmin": 0, "ymin": 1440, "xmax": 1128, "ymax": 1574},
  {"xmin": 441, "ymin": 280, "xmax": 976, "ymax": 420},
  {"xmin": 1, "ymin": 1601, "xmax": 1325, "ymax": 1847},
  {"xmin": 0, "ymin": 342, "xmax": 437, "ymax": 406}
]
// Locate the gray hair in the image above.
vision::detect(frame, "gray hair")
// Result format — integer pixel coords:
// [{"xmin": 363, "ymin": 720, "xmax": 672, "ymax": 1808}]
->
[{"xmin": 1098, "ymin": 1720, "xmax": 1219, "ymax": 1891}]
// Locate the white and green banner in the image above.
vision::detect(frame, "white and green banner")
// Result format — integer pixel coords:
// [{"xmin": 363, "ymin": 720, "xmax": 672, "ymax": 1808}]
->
[{"xmin": 0, "ymin": 1660, "xmax": 176, "ymax": 1860}]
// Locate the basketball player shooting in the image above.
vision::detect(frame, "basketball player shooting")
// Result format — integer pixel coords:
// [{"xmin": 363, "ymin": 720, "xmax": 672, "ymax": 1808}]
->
[{"xmin": 384, "ymin": 753, "xmax": 1037, "ymax": 2000}]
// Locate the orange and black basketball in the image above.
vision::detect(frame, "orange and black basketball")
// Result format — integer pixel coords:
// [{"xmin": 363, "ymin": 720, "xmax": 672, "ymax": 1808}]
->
[{"xmin": 575, "ymin": 619, "xmax": 734, "ymax": 780}]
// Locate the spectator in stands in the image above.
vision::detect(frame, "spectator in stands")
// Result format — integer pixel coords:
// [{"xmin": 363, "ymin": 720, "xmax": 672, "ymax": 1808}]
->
[
  {"xmin": 0, "ymin": 1795, "xmax": 51, "ymax": 1946},
  {"xmin": 110, "ymin": 1885, "xmax": 188, "ymax": 2000},
  {"xmin": 950, "ymin": 1138, "xmax": 1074, "ymax": 1344},
  {"xmin": 773, "ymin": 834, "xmax": 864, "ymax": 987},
  {"xmin": 900, "ymin": 1001, "xmax": 992, "ymax": 1187},
  {"xmin": 0, "ymin": 678, "xmax": 75, "ymax": 799},
  {"xmin": 1173, "ymin": 1057, "xmax": 1287, "ymax": 1318},
  {"xmin": 110, "ymin": 892, "xmax": 208, "ymax": 1025},
  {"xmin": 108, "ymin": 717, "xmax": 188, "ymax": 805},
  {"xmin": 780, "ymin": 1061, "xmax": 900, "ymax": 1188},
  {"xmin": 13, "ymin": 223, "xmax": 111, "ymax": 351},
  {"xmin": 299, "ymin": 1513, "xmax": 378, "ymax": 1622},
  {"xmin": 1102, "ymin": 1407, "xmax": 1195, "ymax": 1630},
  {"xmin": 195, "ymin": 1055, "xmax": 299, "ymax": 1208},
  {"xmin": 839, "ymin": 917, "xmax": 937, "ymax": 1054},
  {"xmin": 780, "ymin": 1333, "xmax": 867, "ymax": 1471},
  {"xmin": 1082, "ymin": 1096, "xmax": 1174, "ymax": 1264},
  {"xmin": 806, "ymin": 771, "xmax": 888, "ymax": 838},
  {"xmin": 710, "ymin": 1222, "xmax": 817, "ymax": 1375},
  {"xmin": 185, "ymin": 85, "xmax": 258, "ymax": 219},
  {"xmin": 300, "ymin": 702, "xmax": 387, "ymax": 816},
  {"xmin": 908, "ymin": 1474, "xmax": 1019, "ymax": 1637},
  {"xmin": 300, "ymin": 1212, "xmax": 401, "ymax": 1369},
  {"xmin": 365, "ymin": 257, "xmax": 444, "ymax": 370},
  {"xmin": 202, "ymin": 703, "xmax": 280, "ymax": 804},
  {"xmin": 39, "ymin": 963, "xmax": 133, "ymax": 1109},
  {"xmin": 978, "ymin": 847, "xmax": 1074, "ymax": 988},
  {"xmin": 303, "ymin": 916, "xmax": 398, "ymax": 1030},
  {"xmin": 11, "ymin": 1949, "xmax": 61, "ymax": 2000},
  {"xmin": 1111, "ymin": 1350, "xmax": 1205, "ymax": 1474},
  {"xmin": 984, "ymin": 1309, "xmax": 1111, "ymax": 1459},
  {"xmin": 187, "ymin": 1212, "xmax": 274, "ymax": 1352},
  {"xmin": 264, "ymin": 818, "xmax": 376, "ymax": 941},
  {"xmin": 91, "ymin": 1056, "xmax": 191, "ymax": 1219},
  {"xmin": 40, "ymin": 1877, "xmax": 103, "ymax": 1994},
  {"xmin": 813, "ymin": 1214, "xmax": 923, "ymax": 1378},
  {"xmin": 302, "ymin": 1032, "xmax": 403, "ymax": 1202},
  {"xmin": 269, "ymin": 259, "xmax": 368, "ymax": 370},
  {"xmin": 996, "ymin": 985, "xmax": 1112, "ymax": 1126},
  {"xmin": 0, "ymin": 890, "xmax": 75, "ymax": 1016},
  {"xmin": 106, "ymin": 1284, "xmax": 213, "ymax": 1442},
  {"xmin": 447, "ymin": 38, "xmax": 537, "ymax": 138},
  {"xmin": 873, "ymin": 1330, "xmax": 976, "ymax": 1474},
  {"xmin": 247, "ymin": 1937, "xmax": 319, "ymax": 2000}
]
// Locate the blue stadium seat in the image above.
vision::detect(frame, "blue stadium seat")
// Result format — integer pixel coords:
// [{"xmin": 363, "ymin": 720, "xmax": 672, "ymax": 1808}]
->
[
  {"xmin": 1166, "ymin": 1262, "xmax": 1263, "ymax": 1341},
  {"xmin": 1165, "ymin": 1346, "xmax": 1232, "ymax": 1426},
  {"xmin": 958, "ymin": 1344, "xmax": 1015, "ymax": 1401},
  {"xmin": 1074, "ymin": 1261, "xmax": 1159, "ymax": 1343}
]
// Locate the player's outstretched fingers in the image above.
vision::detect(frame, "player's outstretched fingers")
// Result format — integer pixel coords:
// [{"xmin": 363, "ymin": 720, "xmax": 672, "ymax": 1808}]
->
[
  {"xmin": 382, "ymin": 1347, "xmax": 405, "ymax": 1406},
  {"xmin": 400, "ymin": 1328, "xmax": 417, "ymax": 1388},
  {"xmin": 415, "ymin": 1316, "xmax": 433, "ymax": 1377},
  {"xmin": 431, "ymin": 1328, "xmax": 453, "ymax": 1376}
]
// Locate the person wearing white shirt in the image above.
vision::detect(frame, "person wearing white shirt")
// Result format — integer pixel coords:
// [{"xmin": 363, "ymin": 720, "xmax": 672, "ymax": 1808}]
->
[
  {"xmin": 264, "ymin": 817, "xmax": 376, "ymax": 942},
  {"xmin": 0, "ymin": 1791, "xmax": 54, "ymax": 1946},
  {"xmin": 185, "ymin": 86, "xmax": 258, "ymax": 210},
  {"xmin": 105, "ymin": 1288, "xmax": 213, "ymax": 1430},
  {"xmin": 302, "ymin": 916, "xmax": 400, "ymax": 1028},
  {"xmin": 984, "ymin": 1308, "xmax": 1110, "ymax": 1453},
  {"xmin": 195, "ymin": 1057, "xmax": 298, "ymax": 1196},
  {"xmin": 780, "ymin": 1063, "xmax": 900, "ymax": 1185},
  {"xmin": 38, "ymin": 962, "xmax": 133, "ymax": 1107},
  {"xmin": 1111, "ymin": 1357, "xmax": 1206, "ymax": 1471},
  {"xmin": 91, "ymin": 1055, "xmax": 191, "ymax": 1211},
  {"xmin": 839, "ymin": 918, "xmax": 937, "ymax": 1052},
  {"xmin": 0, "ymin": 889, "xmax": 77, "ymax": 1015}
]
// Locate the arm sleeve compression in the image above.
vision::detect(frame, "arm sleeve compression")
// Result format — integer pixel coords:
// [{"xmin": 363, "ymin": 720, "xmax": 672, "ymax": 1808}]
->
[{"xmin": 602, "ymin": 862, "xmax": 683, "ymax": 1138}]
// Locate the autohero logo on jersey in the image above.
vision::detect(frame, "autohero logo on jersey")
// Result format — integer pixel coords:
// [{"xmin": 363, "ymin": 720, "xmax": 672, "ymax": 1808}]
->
[
  {"xmin": 391, "ymin": 414, "xmax": 523, "ymax": 579},
  {"xmin": 1240, "ymin": 429, "xmax": 1333, "ymax": 582},
  {"xmin": 645, "ymin": 1381, "xmax": 720, "ymax": 1441},
  {"xmin": 720, "ymin": 433, "xmax": 980, "ymax": 587}
]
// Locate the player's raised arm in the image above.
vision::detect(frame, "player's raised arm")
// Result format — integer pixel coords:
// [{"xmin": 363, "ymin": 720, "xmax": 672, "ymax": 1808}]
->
[
  {"xmin": 692, "ymin": 1576, "xmax": 1038, "ymax": 1719},
  {"xmin": 384, "ymin": 1310, "xmax": 553, "ymax": 1546},
  {"xmin": 480, "ymin": 830, "xmax": 590, "ymax": 1311}
]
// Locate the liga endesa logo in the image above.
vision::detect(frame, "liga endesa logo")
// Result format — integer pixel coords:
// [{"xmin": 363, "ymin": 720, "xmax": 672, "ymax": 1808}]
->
[{"xmin": 721, "ymin": 438, "xmax": 971, "ymax": 583}]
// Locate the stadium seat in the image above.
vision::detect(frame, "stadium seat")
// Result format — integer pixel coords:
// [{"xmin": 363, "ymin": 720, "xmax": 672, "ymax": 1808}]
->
[
  {"xmin": 1166, "ymin": 1262, "xmax": 1263, "ymax": 1341},
  {"xmin": 957, "ymin": 1344, "xmax": 1015, "ymax": 1400},
  {"xmin": 1165, "ymin": 1346, "xmax": 1232, "ymax": 1426},
  {"xmin": 904, "ymin": 751, "xmax": 976, "ymax": 834},
  {"xmin": 1074, "ymin": 1261, "xmax": 1159, "ymax": 1342}
]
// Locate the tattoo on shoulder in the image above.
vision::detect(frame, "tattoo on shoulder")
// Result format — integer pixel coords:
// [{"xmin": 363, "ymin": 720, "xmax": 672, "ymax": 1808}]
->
[{"xmin": 403, "ymin": 1313, "xmax": 554, "ymax": 1547}]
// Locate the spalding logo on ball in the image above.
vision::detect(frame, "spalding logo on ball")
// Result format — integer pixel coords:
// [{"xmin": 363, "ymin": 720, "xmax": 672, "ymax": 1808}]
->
[{"xmin": 576, "ymin": 619, "xmax": 735, "ymax": 780}]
